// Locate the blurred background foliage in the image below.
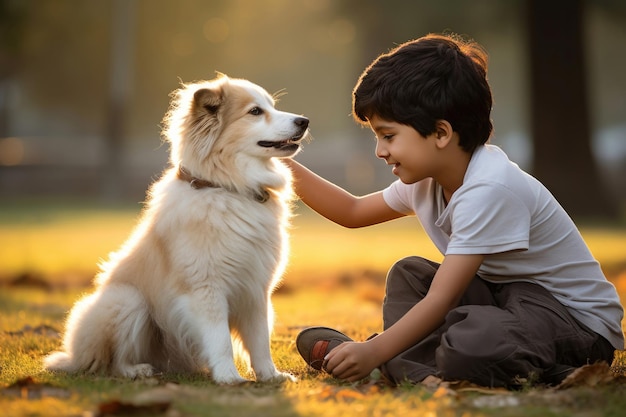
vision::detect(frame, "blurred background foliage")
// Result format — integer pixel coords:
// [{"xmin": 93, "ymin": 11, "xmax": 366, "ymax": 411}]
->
[{"xmin": 0, "ymin": 0, "xmax": 624, "ymax": 220}]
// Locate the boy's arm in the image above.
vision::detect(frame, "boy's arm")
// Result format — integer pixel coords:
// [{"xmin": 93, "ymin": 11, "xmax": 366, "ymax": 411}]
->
[
  {"xmin": 286, "ymin": 159, "xmax": 405, "ymax": 228},
  {"xmin": 324, "ymin": 254, "xmax": 484, "ymax": 381}
]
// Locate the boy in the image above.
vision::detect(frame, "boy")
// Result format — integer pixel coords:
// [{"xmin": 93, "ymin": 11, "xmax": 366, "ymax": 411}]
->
[{"xmin": 287, "ymin": 33, "xmax": 624, "ymax": 388}]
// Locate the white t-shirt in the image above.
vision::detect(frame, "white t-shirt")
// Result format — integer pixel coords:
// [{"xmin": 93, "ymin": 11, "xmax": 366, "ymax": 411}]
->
[{"xmin": 383, "ymin": 144, "xmax": 624, "ymax": 349}]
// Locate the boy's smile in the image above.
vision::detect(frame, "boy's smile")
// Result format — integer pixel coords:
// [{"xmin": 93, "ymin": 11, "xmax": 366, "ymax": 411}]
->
[
  {"xmin": 368, "ymin": 115, "xmax": 470, "ymax": 202},
  {"xmin": 368, "ymin": 115, "xmax": 437, "ymax": 185}
]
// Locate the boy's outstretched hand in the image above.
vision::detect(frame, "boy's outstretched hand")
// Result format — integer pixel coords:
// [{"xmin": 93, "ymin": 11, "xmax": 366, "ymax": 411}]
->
[{"xmin": 323, "ymin": 340, "xmax": 380, "ymax": 382}]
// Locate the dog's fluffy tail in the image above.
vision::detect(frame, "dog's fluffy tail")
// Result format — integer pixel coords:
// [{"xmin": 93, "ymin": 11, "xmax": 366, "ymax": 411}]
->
[
  {"xmin": 42, "ymin": 290, "xmax": 113, "ymax": 374},
  {"xmin": 43, "ymin": 283, "xmax": 154, "ymax": 376}
]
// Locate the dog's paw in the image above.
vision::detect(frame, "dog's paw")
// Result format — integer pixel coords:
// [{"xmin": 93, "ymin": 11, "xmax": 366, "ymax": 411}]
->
[
  {"xmin": 117, "ymin": 363, "xmax": 155, "ymax": 379},
  {"xmin": 257, "ymin": 370, "xmax": 297, "ymax": 383},
  {"xmin": 210, "ymin": 362, "xmax": 250, "ymax": 385},
  {"xmin": 212, "ymin": 374, "xmax": 250, "ymax": 385}
]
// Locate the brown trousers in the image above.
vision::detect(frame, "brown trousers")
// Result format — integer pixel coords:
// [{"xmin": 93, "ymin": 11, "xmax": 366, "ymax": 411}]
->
[{"xmin": 380, "ymin": 256, "xmax": 614, "ymax": 387}]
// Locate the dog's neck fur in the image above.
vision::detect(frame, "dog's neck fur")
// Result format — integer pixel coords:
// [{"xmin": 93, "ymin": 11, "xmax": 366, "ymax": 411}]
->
[{"xmin": 176, "ymin": 165, "xmax": 270, "ymax": 203}]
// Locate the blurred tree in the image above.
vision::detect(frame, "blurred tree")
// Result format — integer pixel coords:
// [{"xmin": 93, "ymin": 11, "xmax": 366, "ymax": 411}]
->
[
  {"xmin": 527, "ymin": 0, "xmax": 618, "ymax": 219},
  {"xmin": 0, "ymin": 0, "xmax": 26, "ymax": 137},
  {"xmin": 11, "ymin": 1, "xmax": 110, "ymax": 138},
  {"xmin": 103, "ymin": 0, "xmax": 136, "ymax": 199}
]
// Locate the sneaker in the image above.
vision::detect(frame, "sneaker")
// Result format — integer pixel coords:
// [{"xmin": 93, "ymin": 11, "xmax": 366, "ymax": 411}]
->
[{"xmin": 296, "ymin": 327, "xmax": 353, "ymax": 371}]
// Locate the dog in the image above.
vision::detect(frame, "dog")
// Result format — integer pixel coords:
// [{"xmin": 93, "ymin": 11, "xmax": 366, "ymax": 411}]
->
[{"xmin": 43, "ymin": 74, "xmax": 309, "ymax": 384}]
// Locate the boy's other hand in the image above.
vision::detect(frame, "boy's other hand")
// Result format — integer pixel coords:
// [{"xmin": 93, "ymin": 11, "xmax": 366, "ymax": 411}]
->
[{"xmin": 323, "ymin": 340, "xmax": 380, "ymax": 382}]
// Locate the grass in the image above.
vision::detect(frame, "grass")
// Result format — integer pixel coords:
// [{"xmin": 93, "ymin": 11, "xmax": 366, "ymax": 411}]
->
[
  {"xmin": 1, "ymin": 199, "xmax": 626, "ymax": 416},
  {"xmin": 0, "ymin": 287, "xmax": 471, "ymax": 417},
  {"xmin": 2, "ymin": 199, "xmax": 624, "ymax": 284}
]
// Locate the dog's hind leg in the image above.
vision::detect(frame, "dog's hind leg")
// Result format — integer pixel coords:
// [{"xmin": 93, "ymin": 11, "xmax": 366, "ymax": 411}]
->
[{"xmin": 104, "ymin": 284, "xmax": 157, "ymax": 378}]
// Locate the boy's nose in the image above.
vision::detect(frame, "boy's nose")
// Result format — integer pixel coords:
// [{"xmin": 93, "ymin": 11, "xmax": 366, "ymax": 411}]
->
[{"xmin": 375, "ymin": 140, "xmax": 389, "ymax": 159}]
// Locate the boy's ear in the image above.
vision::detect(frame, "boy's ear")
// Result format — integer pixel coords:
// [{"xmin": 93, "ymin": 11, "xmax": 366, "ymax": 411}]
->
[{"xmin": 434, "ymin": 120, "xmax": 454, "ymax": 149}]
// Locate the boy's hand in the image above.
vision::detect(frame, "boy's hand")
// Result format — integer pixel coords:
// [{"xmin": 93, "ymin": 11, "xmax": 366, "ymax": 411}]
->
[
  {"xmin": 323, "ymin": 340, "xmax": 380, "ymax": 382},
  {"xmin": 322, "ymin": 254, "xmax": 484, "ymax": 383}
]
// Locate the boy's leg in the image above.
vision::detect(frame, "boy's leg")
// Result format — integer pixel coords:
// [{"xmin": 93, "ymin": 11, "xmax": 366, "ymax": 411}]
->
[
  {"xmin": 436, "ymin": 281, "xmax": 614, "ymax": 387},
  {"xmin": 295, "ymin": 256, "xmax": 445, "ymax": 374},
  {"xmin": 382, "ymin": 256, "xmax": 440, "ymax": 328},
  {"xmin": 380, "ymin": 256, "xmax": 496, "ymax": 384}
]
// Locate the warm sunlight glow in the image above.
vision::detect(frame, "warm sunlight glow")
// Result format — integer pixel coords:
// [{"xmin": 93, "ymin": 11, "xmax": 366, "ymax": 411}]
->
[
  {"xmin": 308, "ymin": 18, "xmax": 356, "ymax": 53},
  {"xmin": 328, "ymin": 18, "xmax": 356, "ymax": 45},
  {"xmin": 203, "ymin": 17, "xmax": 230, "ymax": 43},
  {"xmin": 171, "ymin": 32, "xmax": 195, "ymax": 57}
]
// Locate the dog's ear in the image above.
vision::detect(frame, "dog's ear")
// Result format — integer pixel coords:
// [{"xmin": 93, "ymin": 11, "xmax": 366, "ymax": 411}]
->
[{"xmin": 194, "ymin": 88, "xmax": 222, "ymax": 114}]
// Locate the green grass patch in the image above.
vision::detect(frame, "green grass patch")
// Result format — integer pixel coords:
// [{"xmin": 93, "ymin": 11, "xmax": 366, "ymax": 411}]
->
[
  {"xmin": 2, "ymin": 287, "xmax": 626, "ymax": 417},
  {"xmin": 1, "ymin": 200, "xmax": 626, "ymax": 416}
]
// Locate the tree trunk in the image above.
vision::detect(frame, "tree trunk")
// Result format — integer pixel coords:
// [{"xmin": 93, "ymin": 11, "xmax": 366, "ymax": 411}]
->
[
  {"xmin": 527, "ymin": 0, "xmax": 618, "ymax": 219},
  {"xmin": 102, "ymin": 0, "xmax": 136, "ymax": 200}
]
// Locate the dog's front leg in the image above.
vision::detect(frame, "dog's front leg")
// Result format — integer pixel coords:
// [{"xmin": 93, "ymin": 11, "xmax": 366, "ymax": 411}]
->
[
  {"xmin": 201, "ymin": 325, "xmax": 247, "ymax": 385},
  {"xmin": 185, "ymin": 295, "xmax": 247, "ymax": 385},
  {"xmin": 238, "ymin": 298, "xmax": 295, "ymax": 382}
]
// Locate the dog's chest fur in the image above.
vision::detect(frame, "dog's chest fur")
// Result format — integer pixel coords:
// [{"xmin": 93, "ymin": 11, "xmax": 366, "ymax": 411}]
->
[{"xmin": 144, "ymin": 172, "xmax": 290, "ymax": 289}]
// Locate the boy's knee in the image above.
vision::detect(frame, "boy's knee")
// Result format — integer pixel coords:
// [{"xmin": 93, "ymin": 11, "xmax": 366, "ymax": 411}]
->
[
  {"xmin": 387, "ymin": 256, "xmax": 437, "ymax": 283},
  {"xmin": 385, "ymin": 256, "xmax": 439, "ymax": 297},
  {"xmin": 383, "ymin": 257, "xmax": 439, "ymax": 328}
]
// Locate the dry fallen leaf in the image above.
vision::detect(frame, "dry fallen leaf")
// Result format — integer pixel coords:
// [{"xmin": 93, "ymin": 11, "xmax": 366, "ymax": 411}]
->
[
  {"xmin": 556, "ymin": 362, "xmax": 615, "ymax": 389},
  {"xmin": 432, "ymin": 386, "xmax": 457, "ymax": 399},
  {"xmin": 1, "ymin": 376, "xmax": 71, "ymax": 400},
  {"xmin": 422, "ymin": 377, "xmax": 510, "ymax": 396},
  {"xmin": 96, "ymin": 399, "xmax": 170, "ymax": 416},
  {"xmin": 335, "ymin": 388, "xmax": 365, "ymax": 401},
  {"xmin": 130, "ymin": 383, "xmax": 185, "ymax": 405}
]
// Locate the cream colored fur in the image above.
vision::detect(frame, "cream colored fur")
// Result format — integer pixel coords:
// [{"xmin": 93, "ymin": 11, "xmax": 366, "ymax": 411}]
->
[{"xmin": 43, "ymin": 74, "xmax": 308, "ymax": 384}]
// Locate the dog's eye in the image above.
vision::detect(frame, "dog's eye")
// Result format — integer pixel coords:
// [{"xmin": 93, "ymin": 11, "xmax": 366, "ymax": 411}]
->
[{"xmin": 249, "ymin": 107, "xmax": 264, "ymax": 116}]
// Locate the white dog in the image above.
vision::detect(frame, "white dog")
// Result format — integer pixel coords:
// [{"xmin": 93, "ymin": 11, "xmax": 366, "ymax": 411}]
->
[{"xmin": 44, "ymin": 74, "xmax": 308, "ymax": 384}]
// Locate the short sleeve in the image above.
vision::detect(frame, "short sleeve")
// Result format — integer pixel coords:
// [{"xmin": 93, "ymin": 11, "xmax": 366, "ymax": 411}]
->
[
  {"xmin": 382, "ymin": 180, "xmax": 415, "ymax": 215},
  {"xmin": 440, "ymin": 182, "xmax": 531, "ymax": 255}
]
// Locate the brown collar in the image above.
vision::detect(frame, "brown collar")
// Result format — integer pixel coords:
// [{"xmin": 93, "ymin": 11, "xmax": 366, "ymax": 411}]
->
[{"xmin": 176, "ymin": 166, "xmax": 270, "ymax": 203}]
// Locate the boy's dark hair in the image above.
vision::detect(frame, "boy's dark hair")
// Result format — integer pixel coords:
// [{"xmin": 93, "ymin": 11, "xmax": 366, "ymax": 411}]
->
[{"xmin": 353, "ymin": 33, "xmax": 493, "ymax": 153}]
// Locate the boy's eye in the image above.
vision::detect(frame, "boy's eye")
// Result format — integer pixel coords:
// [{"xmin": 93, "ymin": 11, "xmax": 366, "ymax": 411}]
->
[
  {"xmin": 249, "ymin": 107, "xmax": 264, "ymax": 116},
  {"xmin": 374, "ymin": 133, "xmax": 393, "ymax": 141}
]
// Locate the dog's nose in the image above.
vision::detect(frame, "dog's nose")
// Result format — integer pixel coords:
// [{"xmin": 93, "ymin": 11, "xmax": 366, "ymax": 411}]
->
[{"xmin": 294, "ymin": 117, "xmax": 309, "ymax": 129}]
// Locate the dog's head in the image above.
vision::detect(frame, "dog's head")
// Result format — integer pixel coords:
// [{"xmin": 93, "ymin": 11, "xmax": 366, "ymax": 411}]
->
[{"xmin": 163, "ymin": 74, "xmax": 309, "ymax": 176}]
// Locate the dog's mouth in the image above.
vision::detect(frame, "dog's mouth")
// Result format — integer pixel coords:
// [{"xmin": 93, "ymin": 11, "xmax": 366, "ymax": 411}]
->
[{"xmin": 257, "ymin": 134, "xmax": 304, "ymax": 151}]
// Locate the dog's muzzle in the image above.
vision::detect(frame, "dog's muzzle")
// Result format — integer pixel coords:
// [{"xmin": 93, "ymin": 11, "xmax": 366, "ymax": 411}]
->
[{"xmin": 257, "ymin": 117, "xmax": 309, "ymax": 150}]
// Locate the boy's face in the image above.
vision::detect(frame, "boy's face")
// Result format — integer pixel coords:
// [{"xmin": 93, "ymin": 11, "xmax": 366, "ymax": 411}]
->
[{"xmin": 368, "ymin": 115, "xmax": 439, "ymax": 184}]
